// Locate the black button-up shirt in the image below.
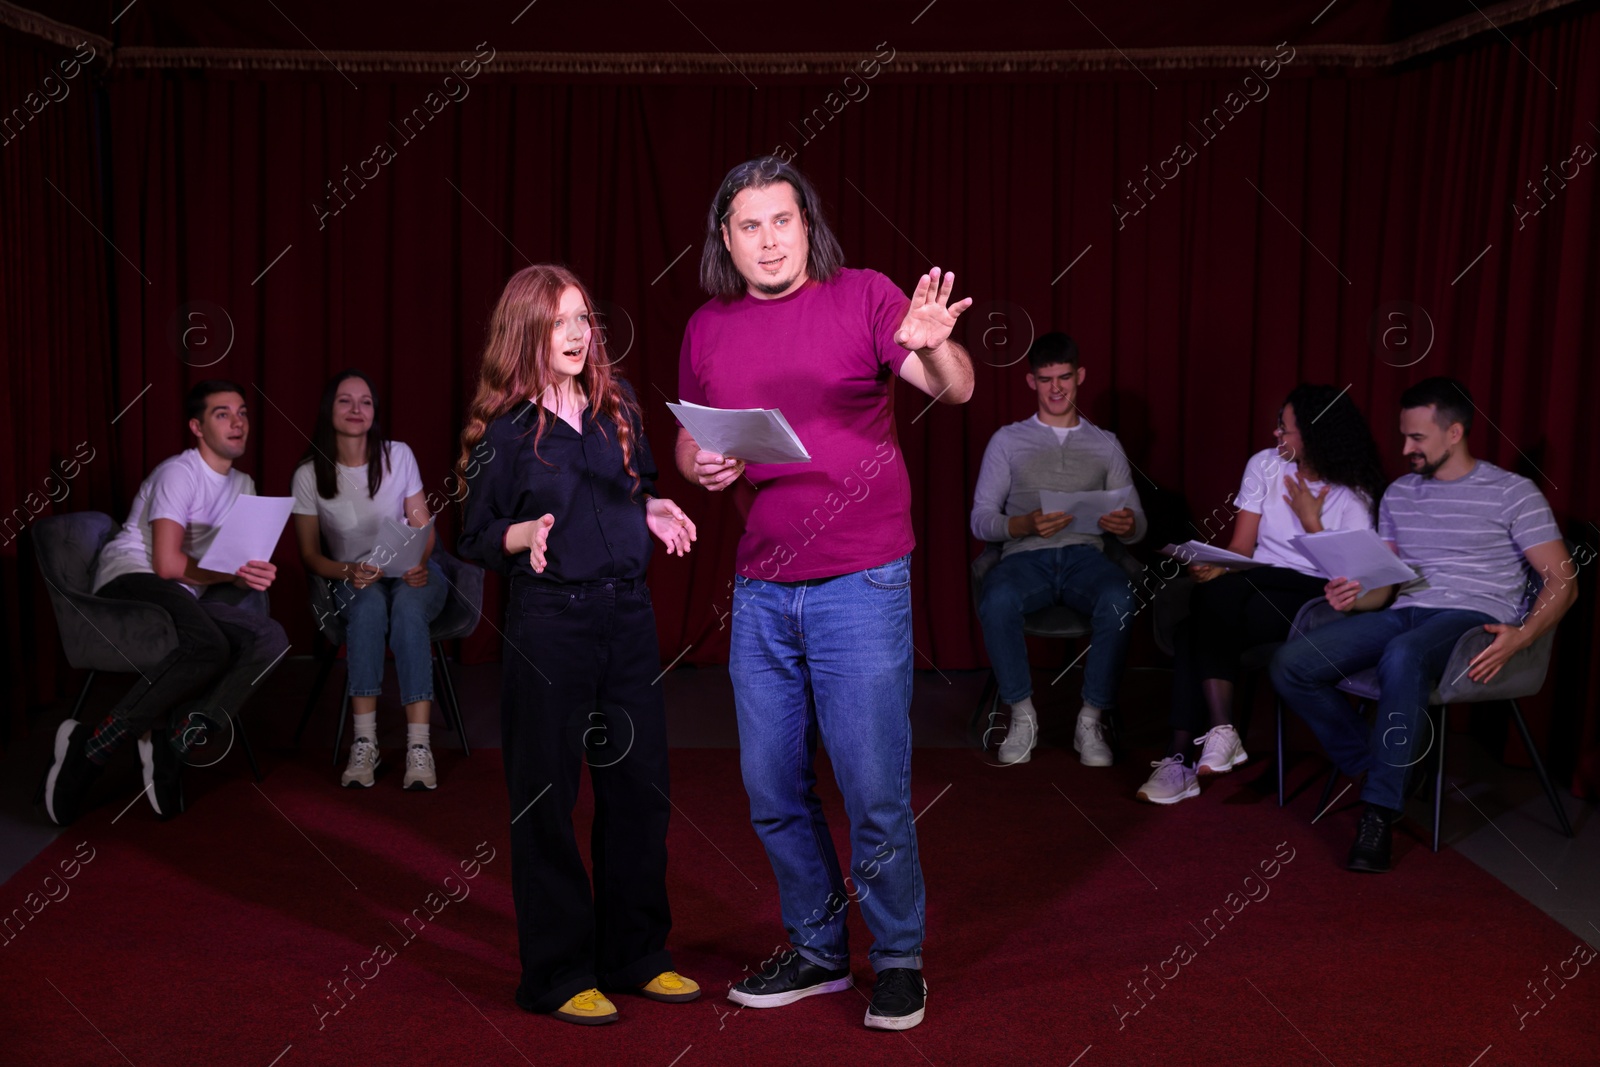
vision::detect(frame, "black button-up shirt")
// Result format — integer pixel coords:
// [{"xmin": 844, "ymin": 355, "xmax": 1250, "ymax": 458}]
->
[{"xmin": 458, "ymin": 390, "xmax": 658, "ymax": 584}]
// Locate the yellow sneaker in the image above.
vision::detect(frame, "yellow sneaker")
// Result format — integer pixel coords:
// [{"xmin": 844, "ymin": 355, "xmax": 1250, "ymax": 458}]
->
[
  {"xmin": 639, "ymin": 971, "xmax": 701, "ymax": 1003},
  {"xmin": 552, "ymin": 988, "xmax": 618, "ymax": 1025}
]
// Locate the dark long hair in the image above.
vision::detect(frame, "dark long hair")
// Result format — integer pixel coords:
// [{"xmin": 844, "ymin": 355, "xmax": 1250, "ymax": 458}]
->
[
  {"xmin": 301, "ymin": 369, "xmax": 390, "ymax": 500},
  {"xmin": 1284, "ymin": 384, "xmax": 1388, "ymax": 525},
  {"xmin": 457, "ymin": 264, "xmax": 643, "ymax": 497},
  {"xmin": 699, "ymin": 157, "xmax": 846, "ymax": 299}
]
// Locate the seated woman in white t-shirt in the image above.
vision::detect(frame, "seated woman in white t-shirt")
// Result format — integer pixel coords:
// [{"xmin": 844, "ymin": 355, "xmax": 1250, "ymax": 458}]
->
[
  {"xmin": 292, "ymin": 370, "xmax": 448, "ymax": 791},
  {"xmin": 1137, "ymin": 383, "xmax": 1388, "ymax": 806}
]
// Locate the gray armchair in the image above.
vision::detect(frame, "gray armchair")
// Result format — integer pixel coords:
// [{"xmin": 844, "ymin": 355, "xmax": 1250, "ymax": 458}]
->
[
  {"xmin": 1276, "ymin": 597, "xmax": 1574, "ymax": 850},
  {"xmin": 967, "ymin": 536, "xmax": 1145, "ymax": 751},
  {"xmin": 34, "ymin": 511, "xmax": 266, "ymax": 780},
  {"xmin": 292, "ymin": 548, "xmax": 484, "ymax": 764}
]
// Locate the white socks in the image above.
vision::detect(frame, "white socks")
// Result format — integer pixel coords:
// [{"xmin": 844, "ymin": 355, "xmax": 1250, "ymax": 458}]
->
[
  {"xmin": 1078, "ymin": 704, "xmax": 1102, "ymax": 724},
  {"xmin": 1009, "ymin": 696, "xmax": 1038, "ymax": 729},
  {"xmin": 406, "ymin": 722, "xmax": 430, "ymax": 748},
  {"xmin": 352, "ymin": 712, "xmax": 377, "ymax": 742}
]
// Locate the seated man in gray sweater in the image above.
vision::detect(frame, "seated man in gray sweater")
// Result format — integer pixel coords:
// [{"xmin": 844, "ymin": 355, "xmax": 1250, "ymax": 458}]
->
[{"xmin": 970, "ymin": 333, "xmax": 1146, "ymax": 765}]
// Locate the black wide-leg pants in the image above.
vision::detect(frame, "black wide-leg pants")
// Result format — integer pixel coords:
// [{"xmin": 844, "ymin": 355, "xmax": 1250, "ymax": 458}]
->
[{"xmin": 501, "ymin": 575, "xmax": 673, "ymax": 1013}]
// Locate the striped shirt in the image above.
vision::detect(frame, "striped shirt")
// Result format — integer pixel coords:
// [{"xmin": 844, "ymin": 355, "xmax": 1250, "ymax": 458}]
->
[{"xmin": 1379, "ymin": 461, "xmax": 1562, "ymax": 622}]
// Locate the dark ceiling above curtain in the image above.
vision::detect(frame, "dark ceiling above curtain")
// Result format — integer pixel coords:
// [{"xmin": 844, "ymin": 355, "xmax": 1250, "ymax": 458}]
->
[{"xmin": 3, "ymin": 0, "xmax": 1589, "ymax": 74}]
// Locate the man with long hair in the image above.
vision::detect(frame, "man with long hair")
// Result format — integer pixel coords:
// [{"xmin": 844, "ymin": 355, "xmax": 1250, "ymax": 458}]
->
[
  {"xmin": 1271, "ymin": 377, "xmax": 1577, "ymax": 872},
  {"xmin": 457, "ymin": 265, "xmax": 699, "ymax": 1026},
  {"xmin": 677, "ymin": 157, "xmax": 973, "ymax": 1031},
  {"xmin": 41, "ymin": 380, "xmax": 288, "ymax": 825}
]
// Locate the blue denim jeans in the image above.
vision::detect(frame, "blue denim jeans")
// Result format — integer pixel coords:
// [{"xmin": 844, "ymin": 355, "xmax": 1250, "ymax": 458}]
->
[
  {"xmin": 1269, "ymin": 606, "xmax": 1494, "ymax": 810},
  {"xmin": 341, "ymin": 559, "xmax": 448, "ymax": 704},
  {"xmin": 729, "ymin": 553, "xmax": 924, "ymax": 973},
  {"xmin": 976, "ymin": 544, "xmax": 1138, "ymax": 708}
]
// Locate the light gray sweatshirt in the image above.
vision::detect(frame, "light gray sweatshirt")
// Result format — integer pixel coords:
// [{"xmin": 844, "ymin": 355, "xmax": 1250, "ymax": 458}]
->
[{"xmin": 970, "ymin": 415, "xmax": 1147, "ymax": 558}]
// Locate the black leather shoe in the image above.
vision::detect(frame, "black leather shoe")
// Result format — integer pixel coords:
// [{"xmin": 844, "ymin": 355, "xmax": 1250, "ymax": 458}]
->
[
  {"xmin": 865, "ymin": 967, "xmax": 926, "ymax": 1031},
  {"xmin": 1346, "ymin": 805, "xmax": 1395, "ymax": 873},
  {"xmin": 728, "ymin": 950, "xmax": 852, "ymax": 1008}
]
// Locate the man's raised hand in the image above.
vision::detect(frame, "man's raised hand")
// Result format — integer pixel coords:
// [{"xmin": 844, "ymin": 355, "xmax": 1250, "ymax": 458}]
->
[{"xmin": 894, "ymin": 266, "xmax": 973, "ymax": 354}]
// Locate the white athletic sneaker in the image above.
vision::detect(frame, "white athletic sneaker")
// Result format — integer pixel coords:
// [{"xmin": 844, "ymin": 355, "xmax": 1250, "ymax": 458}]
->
[
  {"xmin": 1137, "ymin": 756, "xmax": 1200, "ymax": 804},
  {"xmin": 341, "ymin": 737, "xmax": 380, "ymax": 788},
  {"xmin": 1073, "ymin": 716, "xmax": 1113, "ymax": 767},
  {"xmin": 1195, "ymin": 724, "xmax": 1248, "ymax": 776},
  {"xmin": 403, "ymin": 744, "xmax": 437, "ymax": 791},
  {"xmin": 997, "ymin": 712, "xmax": 1038, "ymax": 765}
]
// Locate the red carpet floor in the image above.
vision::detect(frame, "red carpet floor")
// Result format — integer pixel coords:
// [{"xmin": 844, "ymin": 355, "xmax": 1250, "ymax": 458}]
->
[{"xmin": 3, "ymin": 746, "xmax": 1595, "ymax": 1066}]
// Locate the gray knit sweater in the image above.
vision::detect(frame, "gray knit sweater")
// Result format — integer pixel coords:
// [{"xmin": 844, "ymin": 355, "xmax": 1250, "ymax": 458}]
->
[{"xmin": 969, "ymin": 416, "xmax": 1147, "ymax": 558}]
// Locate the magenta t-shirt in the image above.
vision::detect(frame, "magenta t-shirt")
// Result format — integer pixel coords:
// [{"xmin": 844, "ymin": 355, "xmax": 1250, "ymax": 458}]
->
[{"xmin": 679, "ymin": 267, "xmax": 915, "ymax": 582}]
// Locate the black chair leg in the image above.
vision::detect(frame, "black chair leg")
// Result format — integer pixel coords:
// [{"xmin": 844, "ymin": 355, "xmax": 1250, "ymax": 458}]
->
[
  {"xmin": 331, "ymin": 689, "xmax": 351, "ymax": 768},
  {"xmin": 435, "ymin": 642, "xmax": 470, "ymax": 758},
  {"xmin": 1431, "ymin": 706, "xmax": 1449, "ymax": 852},
  {"xmin": 968, "ymin": 670, "xmax": 999, "ymax": 750},
  {"xmin": 1507, "ymin": 698, "xmax": 1576, "ymax": 839},
  {"xmin": 294, "ymin": 644, "xmax": 337, "ymax": 748},
  {"xmin": 1275, "ymin": 699, "xmax": 1285, "ymax": 807},
  {"xmin": 236, "ymin": 714, "xmax": 263, "ymax": 783},
  {"xmin": 70, "ymin": 671, "xmax": 97, "ymax": 722}
]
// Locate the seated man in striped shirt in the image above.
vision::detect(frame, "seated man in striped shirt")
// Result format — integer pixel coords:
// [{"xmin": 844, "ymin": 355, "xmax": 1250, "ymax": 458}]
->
[
  {"xmin": 970, "ymin": 333, "xmax": 1145, "ymax": 767},
  {"xmin": 1271, "ymin": 376, "xmax": 1577, "ymax": 873}
]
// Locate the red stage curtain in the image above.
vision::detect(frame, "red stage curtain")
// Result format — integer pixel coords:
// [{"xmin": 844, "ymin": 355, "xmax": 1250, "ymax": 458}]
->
[
  {"xmin": 0, "ymin": 26, "xmax": 116, "ymax": 742},
  {"xmin": 5, "ymin": 10, "xmax": 1597, "ymax": 788}
]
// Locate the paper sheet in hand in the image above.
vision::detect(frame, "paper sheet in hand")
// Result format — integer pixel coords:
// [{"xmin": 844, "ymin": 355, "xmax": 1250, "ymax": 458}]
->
[
  {"xmin": 667, "ymin": 401, "xmax": 811, "ymax": 465},
  {"xmin": 1038, "ymin": 487, "xmax": 1133, "ymax": 535},
  {"xmin": 1159, "ymin": 541, "xmax": 1267, "ymax": 569},
  {"xmin": 1290, "ymin": 528, "xmax": 1417, "ymax": 588},
  {"xmin": 195, "ymin": 496, "xmax": 294, "ymax": 575},
  {"xmin": 369, "ymin": 517, "xmax": 434, "ymax": 575}
]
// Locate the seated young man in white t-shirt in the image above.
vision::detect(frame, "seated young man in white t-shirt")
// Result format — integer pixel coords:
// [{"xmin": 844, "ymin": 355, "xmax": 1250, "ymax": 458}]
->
[
  {"xmin": 1137, "ymin": 384, "xmax": 1388, "ymax": 805},
  {"xmin": 291, "ymin": 370, "xmax": 446, "ymax": 790},
  {"xmin": 41, "ymin": 380, "xmax": 289, "ymax": 826}
]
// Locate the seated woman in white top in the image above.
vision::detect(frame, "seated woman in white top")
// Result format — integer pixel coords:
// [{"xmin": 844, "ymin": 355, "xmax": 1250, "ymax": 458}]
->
[
  {"xmin": 292, "ymin": 370, "xmax": 448, "ymax": 791},
  {"xmin": 1137, "ymin": 383, "xmax": 1388, "ymax": 805}
]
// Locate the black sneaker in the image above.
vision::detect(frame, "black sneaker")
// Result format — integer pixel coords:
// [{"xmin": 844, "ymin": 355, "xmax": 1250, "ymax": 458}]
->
[
  {"xmin": 865, "ymin": 967, "xmax": 926, "ymax": 1030},
  {"xmin": 137, "ymin": 731, "xmax": 185, "ymax": 820},
  {"xmin": 1346, "ymin": 805, "xmax": 1395, "ymax": 873},
  {"xmin": 727, "ymin": 951, "xmax": 852, "ymax": 1008},
  {"xmin": 41, "ymin": 720, "xmax": 101, "ymax": 827}
]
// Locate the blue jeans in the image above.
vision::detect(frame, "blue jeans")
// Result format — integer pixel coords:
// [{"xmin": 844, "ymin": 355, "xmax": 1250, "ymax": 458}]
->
[
  {"xmin": 729, "ymin": 553, "xmax": 924, "ymax": 973},
  {"xmin": 1269, "ymin": 606, "xmax": 1494, "ymax": 810},
  {"xmin": 976, "ymin": 544, "xmax": 1138, "ymax": 708},
  {"xmin": 341, "ymin": 560, "xmax": 448, "ymax": 704}
]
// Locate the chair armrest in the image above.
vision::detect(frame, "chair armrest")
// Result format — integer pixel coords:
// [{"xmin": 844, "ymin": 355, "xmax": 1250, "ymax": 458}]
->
[
  {"xmin": 431, "ymin": 550, "xmax": 484, "ymax": 641},
  {"xmin": 1288, "ymin": 598, "xmax": 1343, "ymax": 642},
  {"xmin": 1435, "ymin": 626, "xmax": 1554, "ymax": 704},
  {"xmin": 305, "ymin": 574, "xmax": 345, "ymax": 643},
  {"xmin": 44, "ymin": 584, "xmax": 179, "ymax": 673}
]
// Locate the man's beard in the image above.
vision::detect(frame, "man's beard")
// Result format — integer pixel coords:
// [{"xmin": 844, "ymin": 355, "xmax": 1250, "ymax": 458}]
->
[
  {"xmin": 1410, "ymin": 448, "xmax": 1449, "ymax": 479},
  {"xmin": 753, "ymin": 277, "xmax": 798, "ymax": 296}
]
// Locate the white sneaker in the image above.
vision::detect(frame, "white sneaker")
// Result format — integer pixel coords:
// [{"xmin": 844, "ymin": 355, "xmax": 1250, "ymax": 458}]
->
[
  {"xmin": 403, "ymin": 744, "xmax": 437, "ymax": 791},
  {"xmin": 1195, "ymin": 724, "xmax": 1248, "ymax": 776},
  {"xmin": 1073, "ymin": 716, "xmax": 1113, "ymax": 767},
  {"xmin": 341, "ymin": 737, "xmax": 380, "ymax": 788},
  {"xmin": 1137, "ymin": 756, "xmax": 1200, "ymax": 804},
  {"xmin": 996, "ymin": 714, "xmax": 1037, "ymax": 765}
]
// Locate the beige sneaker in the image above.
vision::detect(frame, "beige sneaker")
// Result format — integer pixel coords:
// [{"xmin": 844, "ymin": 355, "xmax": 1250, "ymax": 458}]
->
[
  {"xmin": 340, "ymin": 737, "xmax": 379, "ymax": 788},
  {"xmin": 403, "ymin": 744, "xmax": 437, "ymax": 791}
]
